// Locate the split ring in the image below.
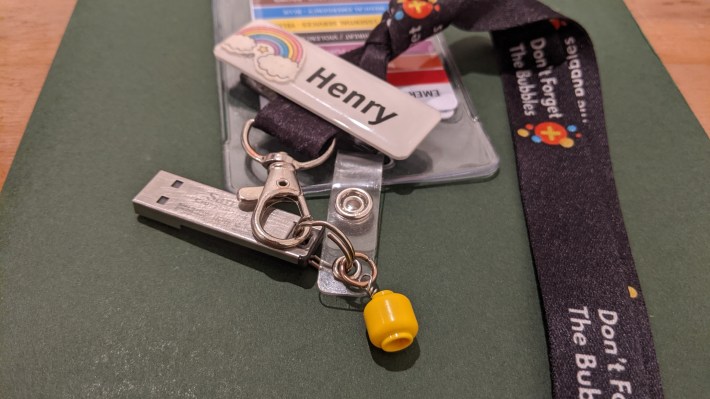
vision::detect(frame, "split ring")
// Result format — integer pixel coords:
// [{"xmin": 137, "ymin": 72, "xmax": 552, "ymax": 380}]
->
[
  {"xmin": 241, "ymin": 119, "xmax": 336, "ymax": 170},
  {"xmin": 334, "ymin": 252, "xmax": 377, "ymax": 289}
]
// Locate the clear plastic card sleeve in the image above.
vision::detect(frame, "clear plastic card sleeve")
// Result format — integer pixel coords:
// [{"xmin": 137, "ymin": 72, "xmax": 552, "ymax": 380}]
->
[{"xmin": 212, "ymin": 0, "xmax": 499, "ymax": 195}]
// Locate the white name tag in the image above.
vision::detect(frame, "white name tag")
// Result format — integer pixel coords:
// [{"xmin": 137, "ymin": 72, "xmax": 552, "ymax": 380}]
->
[{"xmin": 213, "ymin": 20, "xmax": 441, "ymax": 160}]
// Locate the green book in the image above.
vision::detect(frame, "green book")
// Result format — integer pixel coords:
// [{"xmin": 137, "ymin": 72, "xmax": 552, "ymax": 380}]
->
[{"xmin": 1, "ymin": 0, "xmax": 708, "ymax": 397}]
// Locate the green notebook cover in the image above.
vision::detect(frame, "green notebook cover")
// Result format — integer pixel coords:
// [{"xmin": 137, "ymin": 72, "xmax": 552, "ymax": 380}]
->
[{"xmin": 1, "ymin": 0, "xmax": 708, "ymax": 397}]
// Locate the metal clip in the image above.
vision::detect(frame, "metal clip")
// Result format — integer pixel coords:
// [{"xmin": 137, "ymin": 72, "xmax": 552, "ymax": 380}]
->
[{"xmin": 237, "ymin": 119, "xmax": 336, "ymax": 249}]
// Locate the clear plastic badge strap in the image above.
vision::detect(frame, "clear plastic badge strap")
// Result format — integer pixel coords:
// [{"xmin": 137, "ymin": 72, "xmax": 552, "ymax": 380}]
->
[{"xmin": 317, "ymin": 151, "xmax": 384, "ymax": 297}]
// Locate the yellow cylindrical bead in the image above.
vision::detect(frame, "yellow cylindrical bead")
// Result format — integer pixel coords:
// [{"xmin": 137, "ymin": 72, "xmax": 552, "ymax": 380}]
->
[{"xmin": 363, "ymin": 290, "xmax": 418, "ymax": 352}]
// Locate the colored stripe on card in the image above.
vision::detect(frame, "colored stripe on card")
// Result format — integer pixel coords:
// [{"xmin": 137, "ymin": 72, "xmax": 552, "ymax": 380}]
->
[
  {"xmin": 267, "ymin": 15, "xmax": 383, "ymax": 33},
  {"xmin": 388, "ymin": 54, "xmax": 444, "ymax": 72},
  {"xmin": 386, "ymin": 69, "xmax": 449, "ymax": 86},
  {"xmin": 253, "ymin": 3, "xmax": 388, "ymax": 19}
]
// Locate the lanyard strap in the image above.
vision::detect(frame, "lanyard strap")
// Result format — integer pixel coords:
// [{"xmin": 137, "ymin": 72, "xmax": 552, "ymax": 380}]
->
[{"xmin": 253, "ymin": 1, "xmax": 664, "ymax": 396}]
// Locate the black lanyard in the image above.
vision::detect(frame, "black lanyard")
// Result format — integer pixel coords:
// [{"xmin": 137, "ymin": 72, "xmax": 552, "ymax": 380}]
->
[{"xmin": 253, "ymin": 1, "xmax": 664, "ymax": 396}]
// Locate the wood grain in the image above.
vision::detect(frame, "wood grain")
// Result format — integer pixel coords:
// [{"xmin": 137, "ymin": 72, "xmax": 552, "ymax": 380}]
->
[
  {"xmin": 0, "ymin": 0, "xmax": 78, "ymax": 191},
  {"xmin": 0, "ymin": 0, "xmax": 707, "ymax": 191},
  {"xmin": 625, "ymin": 0, "xmax": 710, "ymax": 136}
]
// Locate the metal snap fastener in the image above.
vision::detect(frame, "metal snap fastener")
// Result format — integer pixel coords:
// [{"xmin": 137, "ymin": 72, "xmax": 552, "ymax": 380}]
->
[{"xmin": 335, "ymin": 188, "xmax": 372, "ymax": 220}]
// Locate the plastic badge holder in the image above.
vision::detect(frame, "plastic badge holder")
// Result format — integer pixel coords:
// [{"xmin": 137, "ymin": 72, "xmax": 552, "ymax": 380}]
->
[
  {"xmin": 212, "ymin": 0, "xmax": 499, "ymax": 195},
  {"xmin": 318, "ymin": 152, "xmax": 384, "ymax": 297}
]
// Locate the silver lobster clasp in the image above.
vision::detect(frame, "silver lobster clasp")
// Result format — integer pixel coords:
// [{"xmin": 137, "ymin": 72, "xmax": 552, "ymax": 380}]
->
[{"xmin": 237, "ymin": 119, "xmax": 336, "ymax": 249}]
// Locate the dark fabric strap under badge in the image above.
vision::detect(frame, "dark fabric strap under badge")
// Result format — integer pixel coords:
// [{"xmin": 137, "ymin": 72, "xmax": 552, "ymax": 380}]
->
[{"xmin": 253, "ymin": 0, "xmax": 664, "ymax": 397}]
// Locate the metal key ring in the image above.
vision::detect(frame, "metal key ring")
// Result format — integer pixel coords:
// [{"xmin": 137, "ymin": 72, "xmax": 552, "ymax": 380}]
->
[
  {"xmin": 297, "ymin": 219, "xmax": 355, "ymax": 267},
  {"xmin": 333, "ymin": 252, "xmax": 377, "ymax": 289},
  {"xmin": 331, "ymin": 256, "xmax": 363, "ymax": 282},
  {"xmin": 241, "ymin": 119, "xmax": 336, "ymax": 170}
]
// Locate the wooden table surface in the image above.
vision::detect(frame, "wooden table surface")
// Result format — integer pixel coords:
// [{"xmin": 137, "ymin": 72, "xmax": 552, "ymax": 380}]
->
[{"xmin": 1, "ymin": 0, "xmax": 708, "ymax": 191}]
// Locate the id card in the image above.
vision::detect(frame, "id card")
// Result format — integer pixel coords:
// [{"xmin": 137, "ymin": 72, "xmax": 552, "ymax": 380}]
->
[{"xmin": 250, "ymin": 0, "xmax": 459, "ymax": 117}]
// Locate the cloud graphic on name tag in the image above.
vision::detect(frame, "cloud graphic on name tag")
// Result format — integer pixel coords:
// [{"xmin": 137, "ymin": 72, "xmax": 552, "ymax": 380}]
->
[
  {"xmin": 255, "ymin": 54, "xmax": 300, "ymax": 83},
  {"xmin": 221, "ymin": 35, "xmax": 256, "ymax": 55}
]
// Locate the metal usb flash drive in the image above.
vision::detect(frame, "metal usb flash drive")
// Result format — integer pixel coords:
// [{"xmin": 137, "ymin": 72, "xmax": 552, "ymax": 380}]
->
[{"xmin": 132, "ymin": 170, "xmax": 323, "ymax": 266}]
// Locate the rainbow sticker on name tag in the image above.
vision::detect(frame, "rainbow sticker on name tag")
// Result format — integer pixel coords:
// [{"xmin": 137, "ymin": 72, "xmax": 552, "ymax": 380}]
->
[{"xmin": 214, "ymin": 20, "xmax": 441, "ymax": 160}]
